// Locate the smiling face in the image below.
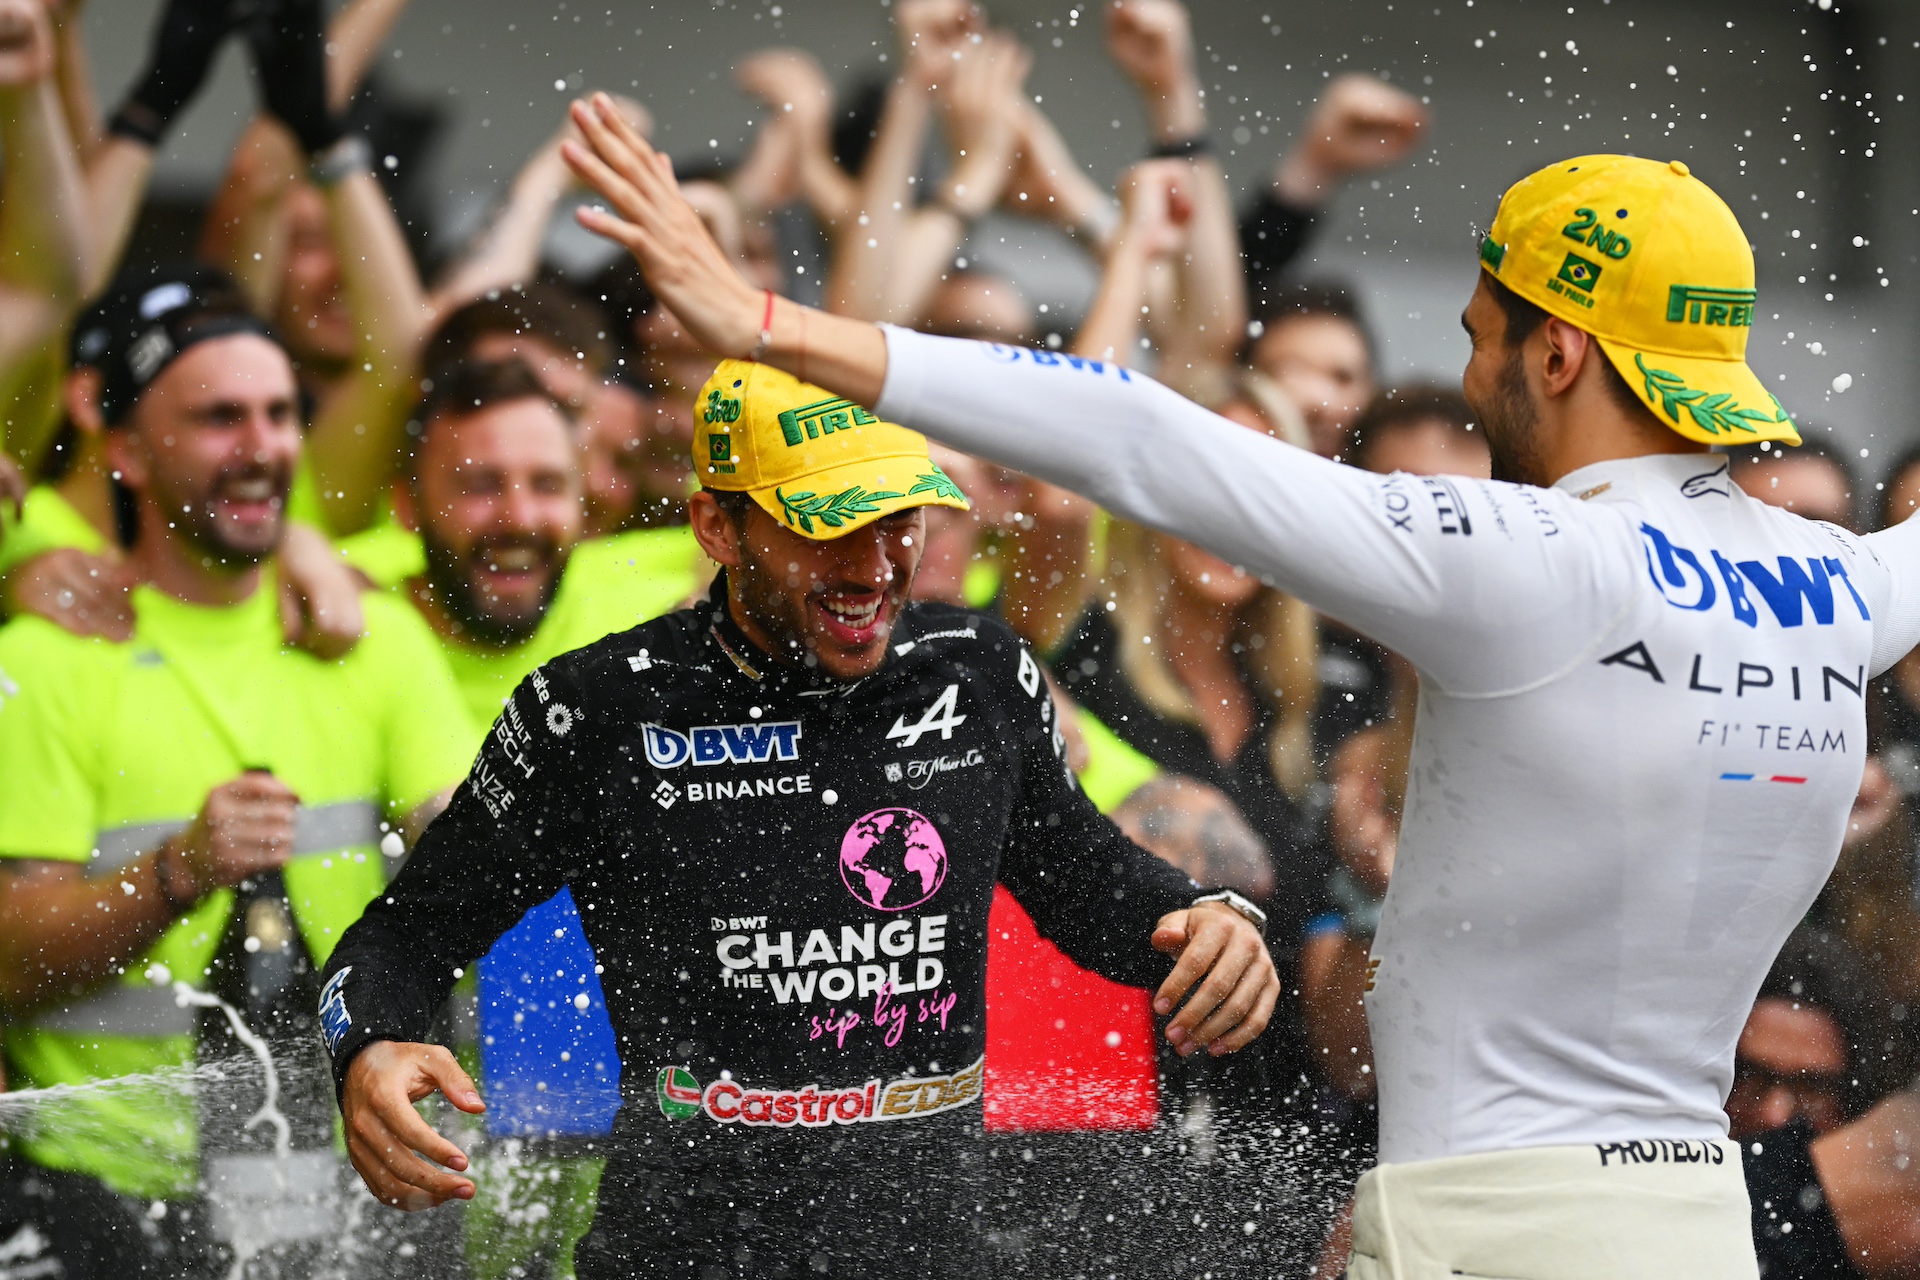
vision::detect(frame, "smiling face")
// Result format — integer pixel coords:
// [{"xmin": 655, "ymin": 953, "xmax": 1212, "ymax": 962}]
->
[
  {"xmin": 110, "ymin": 333, "xmax": 303, "ymax": 568},
  {"xmin": 693, "ymin": 493, "xmax": 927, "ymax": 682},
  {"xmin": 406, "ymin": 397, "xmax": 584, "ymax": 646}
]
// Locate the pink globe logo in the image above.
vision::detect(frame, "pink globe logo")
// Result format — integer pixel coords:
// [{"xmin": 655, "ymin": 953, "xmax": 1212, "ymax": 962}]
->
[{"xmin": 839, "ymin": 808, "xmax": 948, "ymax": 911}]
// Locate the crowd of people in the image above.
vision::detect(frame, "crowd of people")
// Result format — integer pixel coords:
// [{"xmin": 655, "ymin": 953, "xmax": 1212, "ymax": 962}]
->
[{"xmin": 0, "ymin": 0, "xmax": 1917, "ymax": 1276}]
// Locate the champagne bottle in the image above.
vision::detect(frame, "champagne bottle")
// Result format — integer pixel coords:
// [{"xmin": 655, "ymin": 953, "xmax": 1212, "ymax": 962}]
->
[{"xmin": 198, "ymin": 859, "xmax": 342, "ymax": 1267}]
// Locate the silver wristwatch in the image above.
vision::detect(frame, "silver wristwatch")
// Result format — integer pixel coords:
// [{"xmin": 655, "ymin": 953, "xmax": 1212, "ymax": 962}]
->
[{"xmin": 1191, "ymin": 890, "xmax": 1268, "ymax": 937}]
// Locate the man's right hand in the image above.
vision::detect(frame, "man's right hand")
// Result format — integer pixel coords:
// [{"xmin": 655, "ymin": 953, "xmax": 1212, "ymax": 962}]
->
[
  {"xmin": 166, "ymin": 772, "xmax": 300, "ymax": 897},
  {"xmin": 341, "ymin": 1040, "xmax": 484, "ymax": 1210}
]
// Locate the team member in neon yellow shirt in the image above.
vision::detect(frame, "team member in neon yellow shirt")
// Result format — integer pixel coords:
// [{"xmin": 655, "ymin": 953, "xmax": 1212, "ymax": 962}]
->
[
  {"xmin": 387, "ymin": 358, "xmax": 702, "ymax": 733},
  {"xmin": 0, "ymin": 281, "xmax": 471, "ymax": 1260}
]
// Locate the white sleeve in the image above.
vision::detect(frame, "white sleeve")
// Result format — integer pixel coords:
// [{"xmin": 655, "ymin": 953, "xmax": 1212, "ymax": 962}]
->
[
  {"xmin": 877, "ymin": 327, "xmax": 1635, "ymax": 698},
  {"xmin": 1856, "ymin": 517, "xmax": 1920, "ymax": 676}
]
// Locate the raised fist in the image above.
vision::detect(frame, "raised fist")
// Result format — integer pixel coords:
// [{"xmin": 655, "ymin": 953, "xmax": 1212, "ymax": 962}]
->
[
  {"xmin": 0, "ymin": 0, "xmax": 55, "ymax": 89},
  {"xmin": 1104, "ymin": 0, "xmax": 1194, "ymax": 99},
  {"xmin": 1299, "ymin": 73, "xmax": 1429, "ymax": 180}
]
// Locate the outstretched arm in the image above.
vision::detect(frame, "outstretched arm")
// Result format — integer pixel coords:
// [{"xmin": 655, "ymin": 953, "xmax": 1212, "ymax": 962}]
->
[{"xmin": 562, "ymin": 94, "xmax": 1625, "ymax": 696}]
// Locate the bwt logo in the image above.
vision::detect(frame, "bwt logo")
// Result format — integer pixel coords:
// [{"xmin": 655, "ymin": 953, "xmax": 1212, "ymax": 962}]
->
[
  {"xmin": 1639, "ymin": 522, "xmax": 1871, "ymax": 629},
  {"xmin": 645, "ymin": 721, "xmax": 804, "ymax": 768}
]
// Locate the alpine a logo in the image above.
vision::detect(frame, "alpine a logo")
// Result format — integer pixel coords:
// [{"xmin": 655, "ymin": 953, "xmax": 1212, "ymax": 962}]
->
[
  {"xmin": 645, "ymin": 720, "xmax": 803, "ymax": 768},
  {"xmin": 886, "ymin": 685, "xmax": 967, "ymax": 748}
]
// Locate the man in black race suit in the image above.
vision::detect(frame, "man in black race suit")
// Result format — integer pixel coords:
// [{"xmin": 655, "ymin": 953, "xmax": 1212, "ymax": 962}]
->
[{"xmin": 320, "ymin": 358, "xmax": 1279, "ymax": 1279}]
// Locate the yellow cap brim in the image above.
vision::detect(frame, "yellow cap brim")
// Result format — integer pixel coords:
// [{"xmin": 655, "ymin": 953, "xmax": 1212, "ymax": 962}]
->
[
  {"xmin": 1596, "ymin": 337, "xmax": 1800, "ymax": 447},
  {"xmin": 748, "ymin": 452, "xmax": 971, "ymax": 541}
]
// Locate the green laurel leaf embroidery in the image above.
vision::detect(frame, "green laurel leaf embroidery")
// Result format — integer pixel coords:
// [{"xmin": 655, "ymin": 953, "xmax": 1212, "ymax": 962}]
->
[
  {"xmin": 775, "ymin": 484, "xmax": 905, "ymax": 534},
  {"xmin": 1634, "ymin": 353, "xmax": 1786, "ymax": 437},
  {"xmin": 907, "ymin": 466, "xmax": 966, "ymax": 503}
]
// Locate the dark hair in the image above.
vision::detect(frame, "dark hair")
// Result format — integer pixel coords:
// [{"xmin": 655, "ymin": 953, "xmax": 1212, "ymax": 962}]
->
[
  {"xmin": 1876, "ymin": 440, "xmax": 1920, "ymax": 530},
  {"xmin": 1725, "ymin": 428, "xmax": 1858, "ymax": 527},
  {"xmin": 423, "ymin": 282, "xmax": 614, "ymax": 380},
  {"xmin": 405, "ymin": 359, "xmax": 570, "ymax": 480},
  {"xmin": 1757, "ymin": 923, "xmax": 1913, "ymax": 1120},
  {"xmin": 1351, "ymin": 384, "xmax": 1479, "ymax": 471},
  {"xmin": 706, "ymin": 488, "xmax": 754, "ymax": 526},
  {"xmin": 1247, "ymin": 280, "xmax": 1377, "ymax": 370},
  {"xmin": 1480, "ymin": 273, "xmax": 1655, "ymax": 428}
]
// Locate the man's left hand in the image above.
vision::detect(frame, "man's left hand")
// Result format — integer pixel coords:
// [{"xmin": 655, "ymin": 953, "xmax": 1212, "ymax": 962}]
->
[{"xmin": 1150, "ymin": 903, "xmax": 1278, "ymax": 1056}]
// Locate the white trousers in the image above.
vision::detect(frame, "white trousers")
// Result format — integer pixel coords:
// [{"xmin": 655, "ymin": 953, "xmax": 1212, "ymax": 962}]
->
[{"xmin": 1348, "ymin": 1139, "xmax": 1757, "ymax": 1280}]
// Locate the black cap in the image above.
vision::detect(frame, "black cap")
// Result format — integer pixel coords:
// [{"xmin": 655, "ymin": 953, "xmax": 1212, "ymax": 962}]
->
[{"xmin": 70, "ymin": 265, "xmax": 279, "ymax": 426}]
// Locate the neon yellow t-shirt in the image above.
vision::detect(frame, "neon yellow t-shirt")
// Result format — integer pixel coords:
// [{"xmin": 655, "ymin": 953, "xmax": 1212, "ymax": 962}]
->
[
  {"xmin": 0, "ymin": 485, "xmax": 109, "ymax": 580},
  {"xmin": 0, "ymin": 579, "xmax": 474, "ymax": 1198}
]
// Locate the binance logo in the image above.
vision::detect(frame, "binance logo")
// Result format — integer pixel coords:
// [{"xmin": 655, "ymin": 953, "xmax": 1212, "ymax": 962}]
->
[{"xmin": 1364, "ymin": 957, "xmax": 1381, "ymax": 993}]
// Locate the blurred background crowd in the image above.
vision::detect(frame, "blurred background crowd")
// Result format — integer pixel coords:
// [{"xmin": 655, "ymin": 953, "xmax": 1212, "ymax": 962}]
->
[{"xmin": 3, "ymin": 0, "xmax": 1920, "ymax": 1276}]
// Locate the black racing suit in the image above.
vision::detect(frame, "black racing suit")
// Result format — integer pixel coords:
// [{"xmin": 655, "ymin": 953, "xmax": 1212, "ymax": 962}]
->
[{"xmin": 321, "ymin": 585, "xmax": 1200, "ymax": 1279}]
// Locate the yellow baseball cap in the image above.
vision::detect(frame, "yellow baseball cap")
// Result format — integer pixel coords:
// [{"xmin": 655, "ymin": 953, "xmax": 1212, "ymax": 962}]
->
[
  {"xmin": 1478, "ymin": 154, "xmax": 1798, "ymax": 446},
  {"xmin": 693, "ymin": 359, "xmax": 970, "ymax": 540}
]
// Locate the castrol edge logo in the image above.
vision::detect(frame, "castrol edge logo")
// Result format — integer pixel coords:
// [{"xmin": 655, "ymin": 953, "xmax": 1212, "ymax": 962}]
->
[{"xmin": 654, "ymin": 1055, "xmax": 984, "ymax": 1128}]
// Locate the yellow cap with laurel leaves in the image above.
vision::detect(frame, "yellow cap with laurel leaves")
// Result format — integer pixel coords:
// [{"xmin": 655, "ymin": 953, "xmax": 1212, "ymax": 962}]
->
[
  {"xmin": 692, "ymin": 360, "xmax": 970, "ymax": 540},
  {"xmin": 1478, "ymin": 154, "xmax": 1798, "ymax": 446}
]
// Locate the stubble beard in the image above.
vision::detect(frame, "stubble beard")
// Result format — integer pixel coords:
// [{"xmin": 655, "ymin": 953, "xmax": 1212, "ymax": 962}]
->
[{"xmin": 1479, "ymin": 349, "xmax": 1548, "ymax": 488}]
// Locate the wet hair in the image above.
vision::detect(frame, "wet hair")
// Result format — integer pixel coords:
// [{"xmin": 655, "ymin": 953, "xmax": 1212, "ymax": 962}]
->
[
  {"xmin": 1350, "ymin": 384, "xmax": 1479, "ymax": 472},
  {"xmin": 405, "ymin": 358, "xmax": 570, "ymax": 481},
  {"xmin": 1246, "ymin": 280, "xmax": 1377, "ymax": 371},
  {"xmin": 1756, "ymin": 923, "xmax": 1912, "ymax": 1120},
  {"xmin": 1480, "ymin": 273, "xmax": 1652, "ymax": 427},
  {"xmin": 423, "ymin": 282, "xmax": 614, "ymax": 380},
  {"xmin": 1724, "ymin": 428, "xmax": 1858, "ymax": 528}
]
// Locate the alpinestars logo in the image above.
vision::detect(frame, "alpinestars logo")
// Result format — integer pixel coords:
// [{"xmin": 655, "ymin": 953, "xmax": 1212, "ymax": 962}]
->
[{"xmin": 886, "ymin": 684, "xmax": 967, "ymax": 748}]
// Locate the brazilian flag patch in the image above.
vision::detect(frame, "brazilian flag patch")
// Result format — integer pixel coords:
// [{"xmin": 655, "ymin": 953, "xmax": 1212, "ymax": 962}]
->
[
  {"xmin": 657, "ymin": 1065, "xmax": 702, "ymax": 1120},
  {"xmin": 1557, "ymin": 252, "xmax": 1603, "ymax": 292}
]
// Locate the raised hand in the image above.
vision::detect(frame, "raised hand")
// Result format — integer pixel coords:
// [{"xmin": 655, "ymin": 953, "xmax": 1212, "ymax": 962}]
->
[
  {"xmin": 935, "ymin": 30, "xmax": 1029, "ymax": 219},
  {"xmin": 1104, "ymin": 0, "xmax": 1192, "ymax": 101},
  {"xmin": 0, "ymin": 0, "xmax": 53, "ymax": 88},
  {"xmin": 736, "ymin": 48, "xmax": 835, "ymax": 137},
  {"xmin": 246, "ymin": 0, "xmax": 342, "ymax": 155},
  {"xmin": 1276, "ymin": 73, "xmax": 1429, "ymax": 205},
  {"xmin": 895, "ymin": 0, "xmax": 980, "ymax": 89},
  {"xmin": 106, "ymin": 0, "xmax": 235, "ymax": 143},
  {"xmin": 564, "ymin": 95, "xmax": 764, "ymax": 359}
]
